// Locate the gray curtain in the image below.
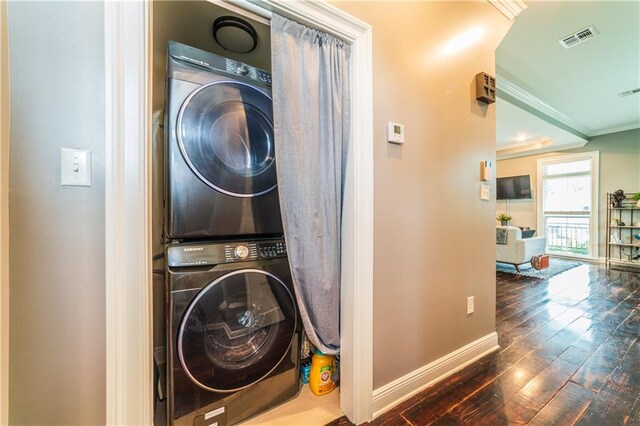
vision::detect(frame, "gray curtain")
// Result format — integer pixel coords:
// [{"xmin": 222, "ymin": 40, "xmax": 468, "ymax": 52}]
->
[{"xmin": 271, "ymin": 14, "xmax": 351, "ymax": 355}]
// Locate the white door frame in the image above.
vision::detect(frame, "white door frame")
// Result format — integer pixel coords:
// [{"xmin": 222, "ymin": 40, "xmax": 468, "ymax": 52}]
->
[
  {"xmin": 104, "ymin": 1, "xmax": 154, "ymax": 424},
  {"xmin": 0, "ymin": 2, "xmax": 10, "ymax": 424},
  {"xmin": 104, "ymin": 1, "xmax": 374, "ymax": 424}
]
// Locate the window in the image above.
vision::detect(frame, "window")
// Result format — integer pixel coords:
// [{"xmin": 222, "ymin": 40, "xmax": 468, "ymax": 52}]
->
[{"xmin": 537, "ymin": 152, "xmax": 599, "ymax": 259}]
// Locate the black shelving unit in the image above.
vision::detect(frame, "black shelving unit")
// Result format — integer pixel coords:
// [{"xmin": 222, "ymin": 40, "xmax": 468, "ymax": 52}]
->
[{"xmin": 606, "ymin": 192, "xmax": 640, "ymax": 272}]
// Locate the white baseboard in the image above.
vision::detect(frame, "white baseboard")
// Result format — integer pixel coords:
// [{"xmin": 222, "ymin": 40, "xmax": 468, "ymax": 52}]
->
[
  {"xmin": 372, "ymin": 332, "xmax": 499, "ymax": 418},
  {"xmin": 548, "ymin": 254, "xmax": 599, "ymax": 263}
]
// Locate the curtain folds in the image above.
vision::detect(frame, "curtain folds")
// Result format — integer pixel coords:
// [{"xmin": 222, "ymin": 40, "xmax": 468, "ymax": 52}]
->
[{"xmin": 271, "ymin": 14, "xmax": 351, "ymax": 355}]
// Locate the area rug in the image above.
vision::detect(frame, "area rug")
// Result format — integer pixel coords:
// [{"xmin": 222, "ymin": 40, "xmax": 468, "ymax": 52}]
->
[{"xmin": 496, "ymin": 258, "xmax": 582, "ymax": 279}]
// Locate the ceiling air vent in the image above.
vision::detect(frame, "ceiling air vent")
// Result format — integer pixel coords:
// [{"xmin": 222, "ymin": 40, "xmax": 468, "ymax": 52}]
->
[
  {"xmin": 618, "ymin": 88, "xmax": 640, "ymax": 98},
  {"xmin": 559, "ymin": 26, "xmax": 599, "ymax": 49}
]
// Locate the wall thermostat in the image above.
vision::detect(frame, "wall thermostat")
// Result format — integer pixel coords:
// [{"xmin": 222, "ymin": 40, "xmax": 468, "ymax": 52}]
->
[{"xmin": 387, "ymin": 122, "xmax": 404, "ymax": 144}]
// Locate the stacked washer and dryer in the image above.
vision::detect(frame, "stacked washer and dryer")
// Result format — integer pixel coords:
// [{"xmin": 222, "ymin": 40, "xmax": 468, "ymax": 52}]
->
[{"xmin": 164, "ymin": 41, "xmax": 301, "ymax": 426}]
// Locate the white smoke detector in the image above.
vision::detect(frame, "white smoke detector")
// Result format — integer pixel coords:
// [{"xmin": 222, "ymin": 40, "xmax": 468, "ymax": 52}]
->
[{"xmin": 559, "ymin": 26, "xmax": 599, "ymax": 49}]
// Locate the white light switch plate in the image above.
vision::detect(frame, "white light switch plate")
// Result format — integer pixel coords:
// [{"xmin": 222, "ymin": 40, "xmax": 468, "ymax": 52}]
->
[
  {"xmin": 61, "ymin": 148, "xmax": 91, "ymax": 187},
  {"xmin": 480, "ymin": 183, "xmax": 491, "ymax": 200}
]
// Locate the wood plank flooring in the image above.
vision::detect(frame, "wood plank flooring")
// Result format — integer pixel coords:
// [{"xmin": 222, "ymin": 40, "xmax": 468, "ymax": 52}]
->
[{"xmin": 327, "ymin": 263, "xmax": 640, "ymax": 426}]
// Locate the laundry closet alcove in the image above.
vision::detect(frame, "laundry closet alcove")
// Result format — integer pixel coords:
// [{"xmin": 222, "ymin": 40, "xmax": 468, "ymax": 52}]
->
[{"xmin": 118, "ymin": 1, "xmax": 376, "ymax": 425}]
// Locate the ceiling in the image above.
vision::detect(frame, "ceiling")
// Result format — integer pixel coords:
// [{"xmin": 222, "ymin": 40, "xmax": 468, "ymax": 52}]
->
[
  {"xmin": 496, "ymin": 98, "xmax": 588, "ymax": 158},
  {"xmin": 495, "ymin": 1, "xmax": 640, "ymax": 157}
]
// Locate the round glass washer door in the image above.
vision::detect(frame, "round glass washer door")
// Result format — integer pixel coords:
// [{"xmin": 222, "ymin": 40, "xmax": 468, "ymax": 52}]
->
[
  {"xmin": 177, "ymin": 269, "xmax": 297, "ymax": 392},
  {"xmin": 177, "ymin": 81, "xmax": 276, "ymax": 197}
]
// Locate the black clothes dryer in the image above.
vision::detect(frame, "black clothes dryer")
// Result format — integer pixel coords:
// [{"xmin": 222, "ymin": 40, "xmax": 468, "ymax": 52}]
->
[
  {"xmin": 166, "ymin": 237, "xmax": 300, "ymax": 426},
  {"xmin": 165, "ymin": 41, "xmax": 282, "ymax": 240}
]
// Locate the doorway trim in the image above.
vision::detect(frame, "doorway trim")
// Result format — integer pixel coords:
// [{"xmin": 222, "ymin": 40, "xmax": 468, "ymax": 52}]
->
[
  {"xmin": 536, "ymin": 150, "xmax": 600, "ymax": 260},
  {"xmin": 104, "ymin": 1, "xmax": 153, "ymax": 424},
  {"xmin": 104, "ymin": 1, "xmax": 374, "ymax": 425}
]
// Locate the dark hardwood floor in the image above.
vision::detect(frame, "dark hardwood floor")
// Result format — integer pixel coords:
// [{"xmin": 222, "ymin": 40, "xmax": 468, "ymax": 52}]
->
[{"xmin": 327, "ymin": 263, "xmax": 640, "ymax": 425}]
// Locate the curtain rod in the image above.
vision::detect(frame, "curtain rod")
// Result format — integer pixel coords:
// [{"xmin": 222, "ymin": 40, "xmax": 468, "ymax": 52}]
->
[
  {"xmin": 207, "ymin": 0, "xmax": 272, "ymax": 26},
  {"xmin": 211, "ymin": 0, "xmax": 351, "ymax": 44}
]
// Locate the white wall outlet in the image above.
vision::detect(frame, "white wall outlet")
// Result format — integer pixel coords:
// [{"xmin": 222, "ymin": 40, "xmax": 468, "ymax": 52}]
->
[
  {"xmin": 467, "ymin": 296, "xmax": 475, "ymax": 315},
  {"xmin": 61, "ymin": 148, "xmax": 91, "ymax": 187}
]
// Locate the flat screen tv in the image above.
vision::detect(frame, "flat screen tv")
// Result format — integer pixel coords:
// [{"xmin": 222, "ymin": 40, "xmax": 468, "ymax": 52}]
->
[{"xmin": 497, "ymin": 175, "xmax": 532, "ymax": 200}]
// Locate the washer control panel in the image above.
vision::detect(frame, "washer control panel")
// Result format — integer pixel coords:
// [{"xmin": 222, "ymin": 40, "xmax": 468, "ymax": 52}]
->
[
  {"xmin": 168, "ymin": 239, "xmax": 286, "ymax": 267},
  {"xmin": 224, "ymin": 243, "xmax": 258, "ymax": 263}
]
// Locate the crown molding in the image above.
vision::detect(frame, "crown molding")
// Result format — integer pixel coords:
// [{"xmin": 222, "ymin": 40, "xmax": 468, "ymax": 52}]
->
[
  {"xmin": 497, "ymin": 141, "xmax": 588, "ymax": 160},
  {"xmin": 589, "ymin": 122, "xmax": 640, "ymax": 137},
  {"xmin": 497, "ymin": 136, "xmax": 554, "ymax": 152},
  {"xmin": 498, "ymin": 76, "xmax": 640, "ymax": 138},
  {"xmin": 497, "ymin": 76, "xmax": 594, "ymax": 137},
  {"xmin": 487, "ymin": 0, "xmax": 527, "ymax": 20}
]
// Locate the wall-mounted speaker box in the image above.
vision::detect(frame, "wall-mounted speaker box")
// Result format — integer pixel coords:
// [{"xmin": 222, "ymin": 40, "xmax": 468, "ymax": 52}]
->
[{"xmin": 475, "ymin": 72, "xmax": 496, "ymax": 104}]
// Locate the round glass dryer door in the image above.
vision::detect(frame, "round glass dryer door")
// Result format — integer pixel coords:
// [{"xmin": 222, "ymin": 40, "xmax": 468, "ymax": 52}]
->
[
  {"xmin": 177, "ymin": 269, "xmax": 297, "ymax": 392},
  {"xmin": 177, "ymin": 81, "xmax": 276, "ymax": 197}
]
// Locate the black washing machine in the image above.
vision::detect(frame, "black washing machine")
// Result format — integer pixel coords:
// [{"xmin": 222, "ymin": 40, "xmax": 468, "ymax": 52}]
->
[
  {"xmin": 165, "ymin": 41, "xmax": 282, "ymax": 240},
  {"xmin": 166, "ymin": 237, "xmax": 300, "ymax": 426}
]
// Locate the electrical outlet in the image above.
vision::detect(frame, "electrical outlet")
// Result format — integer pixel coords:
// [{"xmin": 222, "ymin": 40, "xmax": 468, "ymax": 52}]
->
[{"xmin": 467, "ymin": 296, "xmax": 474, "ymax": 315}]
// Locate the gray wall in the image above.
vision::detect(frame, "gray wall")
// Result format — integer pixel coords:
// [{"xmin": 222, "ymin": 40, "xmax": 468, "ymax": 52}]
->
[
  {"xmin": 8, "ymin": 2, "xmax": 105, "ymax": 424},
  {"xmin": 497, "ymin": 128, "xmax": 640, "ymax": 258},
  {"xmin": 4, "ymin": 0, "xmax": 514, "ymax": 420},
  {"xmin": 335, "ymin": 1, "xmax": 512, "ymax": 389}
]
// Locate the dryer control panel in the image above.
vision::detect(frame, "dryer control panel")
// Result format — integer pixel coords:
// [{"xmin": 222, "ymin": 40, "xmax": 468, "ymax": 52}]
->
[
  {"xmin": 168, "ymin": 239, "xmax": 287, "ymax": 267},
  {"xmin": 168, "ymin": 41, "xmax": 272, "ymax": 88},
  {"xmin": 259, "ymin": 240, "xmax": 287, "ymax": 259},
  {"xmin": 224, "ymin": 59, "xmax": 271, "ymax": 86}
]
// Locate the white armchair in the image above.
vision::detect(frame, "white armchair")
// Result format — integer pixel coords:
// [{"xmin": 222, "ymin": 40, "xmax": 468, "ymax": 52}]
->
[{"xmin": 496, "ymin": 226, "xmax": 546, "ymax": 271}]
